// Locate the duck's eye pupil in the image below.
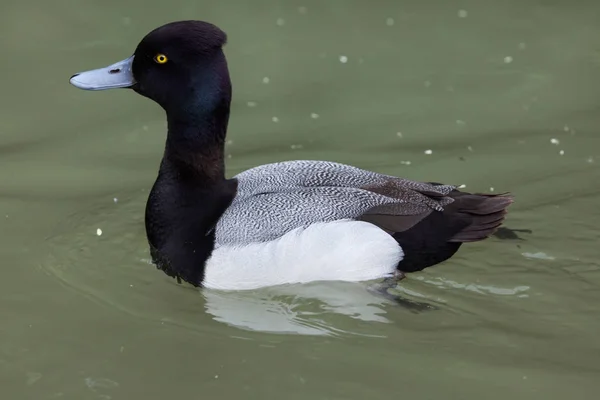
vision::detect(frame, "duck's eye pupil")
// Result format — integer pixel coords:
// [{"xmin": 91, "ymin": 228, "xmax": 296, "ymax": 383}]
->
[{"xmin": 154, "ymin": 54, "xmax": 168, "ymax": 64}]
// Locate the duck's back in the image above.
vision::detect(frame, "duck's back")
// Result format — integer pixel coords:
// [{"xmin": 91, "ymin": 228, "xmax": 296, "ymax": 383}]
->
[{"xmin": 215, "ymin": 160, "xmax": 455, "ymax": 247}]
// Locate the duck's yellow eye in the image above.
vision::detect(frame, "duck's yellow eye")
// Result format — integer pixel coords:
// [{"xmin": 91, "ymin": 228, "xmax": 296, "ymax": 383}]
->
[{"xmin": 154, "ymin": 54, "xmax": 168, "ymax": 64}]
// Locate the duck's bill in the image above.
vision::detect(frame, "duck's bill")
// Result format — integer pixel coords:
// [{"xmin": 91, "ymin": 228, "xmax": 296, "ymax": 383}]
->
[{"xmin": 70, "ymin": 56, "xmax": 136, "ymax": 90}]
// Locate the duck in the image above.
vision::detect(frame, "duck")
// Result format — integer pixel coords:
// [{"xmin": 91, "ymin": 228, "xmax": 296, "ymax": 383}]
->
[{"xmin": 69, "ymin": 20, "xmax": 513, "ymax": 291}]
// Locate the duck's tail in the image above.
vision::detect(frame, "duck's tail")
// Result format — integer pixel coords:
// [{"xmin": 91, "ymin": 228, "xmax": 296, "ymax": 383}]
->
[{"xmin": 447, "ymin": 192, "xmax": 514, "ymax": 243}]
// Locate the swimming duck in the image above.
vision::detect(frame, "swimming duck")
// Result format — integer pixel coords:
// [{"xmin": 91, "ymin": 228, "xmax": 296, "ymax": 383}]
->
[{"xmin": 69, "ymin": 20, "xmax": 513, "ymax": 291}]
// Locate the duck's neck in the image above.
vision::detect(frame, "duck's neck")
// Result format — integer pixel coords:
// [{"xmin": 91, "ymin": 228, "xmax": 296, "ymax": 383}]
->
[{"xmin": 163, "ymin": 57, "xmax": 231, "ymax": 183}]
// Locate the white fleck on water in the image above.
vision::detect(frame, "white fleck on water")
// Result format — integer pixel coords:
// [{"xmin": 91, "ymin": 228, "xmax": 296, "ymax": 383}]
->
[
  {"xmin": 424, "ymin": 149, "xmax": 433, "ymax": 155},
  {"xmin": 467, "ymin": 146, "xmax": 474, "ymax": 152},
  {"xmin": 386, "ymin": 18, "xmax": 395, "ymax": 26},
  {"xmin": 26, "ymin": 372, "xmax": 42, "ymax": 386},
  {"xmin": 272, "ymin": 116, "xmax": 279, "ymax": 123},
  {"xmin": 298, "ymin": 6, "xmax": 307, "ymax": 14},
  {"xmin": 424, "ymin": 80, "xmax": 432, "ymax": 88},
  {"xmin": 429, "ymin": 278, "xmax": 531, "ymax": 296},
  {"xmin": 518, "ymin": 42, "xmax": 527, "ymax": 50},
  {"xmin": 84, "ymin": 377, "xmax": 119, "ymax": 390},
  {"xmin": 504, "ymin": 56, "xmax": 513, "ymax": 63},
  {"xmin": 291, "ymin": 144, "xmax": 304, "ymax": 150},
  {"xmin": 262, "ymin": 77, "xmax": 270, "ymax": 84},
  {"xmin": 113, "ymin": 197, "xmax": 118, "ymax": 203},
  {"xmin": 310, "ymin": 113, "xmax": 319, "ymax": 119},
  {"xmin": 400, "ymin": 160, "xmax": 412, "ymax": 165},
  {"xmin": 246, "ymin": 101, "xmax": 257, "ymax": 107},
  {"xmin": 456, "ymin": 119, "xmax": 466, "ymax": 125},
  {"xmin": 458, "ymin": 10, "xmax": 468, "ymax": 18},
  {"xmin": 96, "ymin": 228, "xmax": 102, "ymax": 236},
  {"xmin": 490, "ymin": 187, "xmax": 495, "ymax": 192},
  {"xmin": 396, "ymin": 132, "xmax": 403, "ymax": 138},
  {"xmin": 550, "ymin": 138, "xmax": 560, "ymax": 145},
  {"xmin": 276, "ymin": 18, "xmax": 285, "ymax": 26},
  {"xmin": 522, "ymin": 252, "xmax": 555, "ymax": 261},
  {"xmin": 559, "ymin": 150, "xmax": 565, "ymax": 155},
  {"xmin": 458, "ymin": 184, "xmax": 467, "ymax": 189},
  {"xmin": 339, "ymin": 55, "xmax": 348, "ymax": 63}
]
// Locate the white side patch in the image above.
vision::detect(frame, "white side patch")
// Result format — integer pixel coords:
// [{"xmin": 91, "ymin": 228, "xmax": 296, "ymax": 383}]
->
[{"xmin": 203, "ymin": 220, "xmax": 403, "ymax": 291}]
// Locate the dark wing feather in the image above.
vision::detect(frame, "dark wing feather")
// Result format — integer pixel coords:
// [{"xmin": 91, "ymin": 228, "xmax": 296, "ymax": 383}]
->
[{"xmin": 357, "ymin": 179, "xmax": 514, "ymax": 273}]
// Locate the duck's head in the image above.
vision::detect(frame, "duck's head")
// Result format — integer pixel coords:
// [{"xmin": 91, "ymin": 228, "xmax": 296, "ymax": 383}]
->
[{"xmin": 70, "ymin": 20, "xmax": 230, "ymax": 116}]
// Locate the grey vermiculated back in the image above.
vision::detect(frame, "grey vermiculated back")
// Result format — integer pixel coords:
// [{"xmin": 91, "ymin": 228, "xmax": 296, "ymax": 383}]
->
[{"xmin": 214, "ymin": 160, "xmax": 457, "ymax": 246}]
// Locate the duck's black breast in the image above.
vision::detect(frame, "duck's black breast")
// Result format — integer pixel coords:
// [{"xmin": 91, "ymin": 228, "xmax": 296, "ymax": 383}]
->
[{"xmin": 144, "ymin": 169, "xmax": 237, "ymax": 286}]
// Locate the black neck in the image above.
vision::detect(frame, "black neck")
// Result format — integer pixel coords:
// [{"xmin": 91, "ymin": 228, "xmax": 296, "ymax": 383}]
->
[
  {"xmin": 162, "ymin": 54, "xmax": 231, "ymax": 183},
  {"xmin": 145, "ymin": 52, "xmax": 237, "ymax": 286}
]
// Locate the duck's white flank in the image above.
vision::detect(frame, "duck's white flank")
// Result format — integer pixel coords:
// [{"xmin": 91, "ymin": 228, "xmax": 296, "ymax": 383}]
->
[{"xmin": 203, "ymin": 220, "xmax": 403, "ymax": 291}]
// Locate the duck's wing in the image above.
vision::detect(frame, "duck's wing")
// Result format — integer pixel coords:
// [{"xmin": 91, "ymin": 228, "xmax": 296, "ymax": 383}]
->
[
  {"xmin": 232, "ymin": 160, "xmax": 456, "ymax": 208},
  {"xmin": 215, "ymin": 160, "xmax": 500, "ymax": 247}
]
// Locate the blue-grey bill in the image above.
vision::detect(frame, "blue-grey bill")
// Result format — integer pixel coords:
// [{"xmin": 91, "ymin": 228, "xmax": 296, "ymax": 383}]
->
[{"xmin": 70, "ymin": 56, "xmax": 135, "ymax": 90}]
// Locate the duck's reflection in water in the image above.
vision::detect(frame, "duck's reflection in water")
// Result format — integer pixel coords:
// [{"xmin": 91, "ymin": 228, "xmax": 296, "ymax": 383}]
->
[{"xmin": 201, "ymin": 281, "xmax": 408, "ymax": 336}]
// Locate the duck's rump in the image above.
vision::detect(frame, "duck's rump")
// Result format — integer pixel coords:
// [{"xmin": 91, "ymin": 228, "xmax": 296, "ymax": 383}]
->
[{"xmin": 359, "ymin": 189, "xmax": 513, "ymax": 272}]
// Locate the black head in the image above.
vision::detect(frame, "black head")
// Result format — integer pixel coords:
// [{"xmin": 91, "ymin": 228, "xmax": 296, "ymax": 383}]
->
[
  {"xmin": 131, "ymin": 21, "xmax": 230, "ymax": 113},
  {"xmin": 70, "ymin": 20, "xmax": 231, "ymax": 117}
]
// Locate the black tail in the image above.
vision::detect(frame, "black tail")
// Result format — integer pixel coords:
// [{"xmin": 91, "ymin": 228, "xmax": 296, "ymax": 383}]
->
[{"xmin": 392, "ymin": 192, "xmax": 513, "ymax": 273}]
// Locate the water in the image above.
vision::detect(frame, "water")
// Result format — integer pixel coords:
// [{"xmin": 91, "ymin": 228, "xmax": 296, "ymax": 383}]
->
[{"xmin": 2, "ymin": 0, "xmax": 600, "ymax": 398}]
